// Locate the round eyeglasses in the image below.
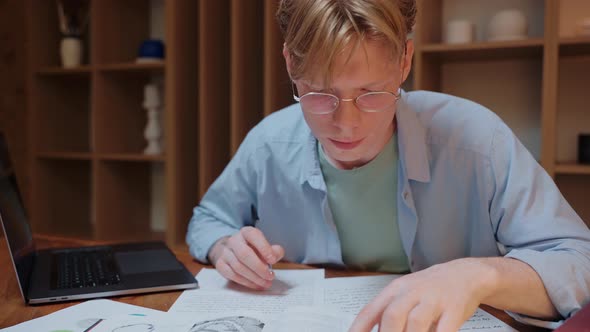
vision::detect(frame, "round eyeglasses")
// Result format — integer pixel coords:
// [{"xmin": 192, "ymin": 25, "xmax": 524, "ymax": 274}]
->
[{"xmin": 292, "ymin": 82, "xmax": 401, "ymax": 115}]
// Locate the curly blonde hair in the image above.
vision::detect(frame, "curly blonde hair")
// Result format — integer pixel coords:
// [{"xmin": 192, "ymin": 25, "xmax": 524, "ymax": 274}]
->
[{"xmin": 277, "ymin": 0, "xmax": 416, "ymax": 85}]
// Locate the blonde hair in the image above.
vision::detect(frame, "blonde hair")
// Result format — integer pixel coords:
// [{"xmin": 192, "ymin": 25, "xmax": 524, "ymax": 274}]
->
[{"xmin": 277, "ymin": 0, "xmax": 416, "ymax": 85}]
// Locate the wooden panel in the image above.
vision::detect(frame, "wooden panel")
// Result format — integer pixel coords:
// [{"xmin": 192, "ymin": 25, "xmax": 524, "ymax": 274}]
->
[
  {"xmin": 556, "ymin": 174, "xmax": 590, "ymax": 226},
  {"xmin": 541, "ymin": 0, "xmax": 559, "ymax": 176},
  {"xmin": 416, "ymin": 0, "xmax": 442, "ymax": 44},
  {"xmin": 94, "ymin": 71, "xmax": 152, "ymax": 154},
  {"xmin": 94, "ymin": 161, "xmax": 152, "ymax": 240},
  {"xmin": 34, "ymin": 160, "xmax": 92, "ymax": 237},
  {"xmin": 0, "ymin": 0, "xmax": 27, "ymax": 209},
  {"xmin": 414, "ymin": 53, "xmax": 441, "ymax": 91},
  {"xmin": 414, "ymin": 0, "xmax": 442, "ymax": 91},
  {"xmin": 556, "ymin": 58, "xmax": 590, "ymax": 163},
  {"xmin": 198, "ymin": 0, "xmax": 231, "ymax": 197},
  {"xmin": 263, "ymin": 0, "xmax": 292, "ymax": 116},
  {"xmin": 93, "ymin": 0, "xmax": 150, "ymax": 64},
  {"xmin": 27, "ymin": 0, "xmax": 63, "ymax": 67},
  {"xmin": 230, "ymin": 0, "xmax": 264, "ymax": 154},
  {"xmin": 35, "ymin": 76, "xmax": 91, "ymax": 152},
  {"xmin": 164, "ymin": 0, "xmax": 199, "ymax": 245}
]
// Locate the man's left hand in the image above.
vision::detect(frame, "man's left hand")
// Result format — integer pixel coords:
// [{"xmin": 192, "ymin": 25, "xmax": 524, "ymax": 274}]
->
[{"xmin": 349, "ymin": 258, "xmax": 497, "ymax": 332}]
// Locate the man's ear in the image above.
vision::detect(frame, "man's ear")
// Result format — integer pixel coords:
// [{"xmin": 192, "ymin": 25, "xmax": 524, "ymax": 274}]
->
[
  {"xmin": 283, "ymin": 43, "xmax": 293, "ymax": 79},
  {"xmin": 401, "ymin": 39, "xmax": 414, "ymax": 83}
]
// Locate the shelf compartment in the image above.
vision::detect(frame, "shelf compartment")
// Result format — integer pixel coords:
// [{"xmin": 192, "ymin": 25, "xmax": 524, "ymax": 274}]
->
[
  {"xmin": 420, "ymin": 39, "xmax": 544, "ymax": 61},
  {"xmin": 559, "ymin": 37, "xmax": 590, "ymax": 57},
  {"xmin": 94, "ymin": 71, "xmax": 163, "ymax": 154},
  {"xmin": 34, "ymin": 75, "xmax": 92, "ymax": 153},
  {"xmin": 94, "ymin": 161, "xmax": 163, "ymax": 241},
  {"xmin": 28, "ymin": 1, "xmax": 91, "ymax": 68},
  {"xmin": 555, "ymin": 163, "xmax": 590, "ymax": 175},
  {"xmin": 556, "ymin": 59, "xmax": 590, "ymax": 165},
  {"xmin": 556, "ymin": 174, "xmax": 590, "ymax": 227},
  {"xmin": 32, "ymin": 159, "xmax": 93, "ymax": 238}
]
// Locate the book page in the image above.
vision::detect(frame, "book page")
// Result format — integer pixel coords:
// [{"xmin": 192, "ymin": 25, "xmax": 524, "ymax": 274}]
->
[
  {"xmin": 168, "ymin": 268, "xmax": 325, "ymax": 315},
  {"xmin": 322, "ymin": 275, "xmax": 518, "ymax": 332},
  {"xmin": 91, "ymin": 311, "xmax": 271, "ymax": 332}
]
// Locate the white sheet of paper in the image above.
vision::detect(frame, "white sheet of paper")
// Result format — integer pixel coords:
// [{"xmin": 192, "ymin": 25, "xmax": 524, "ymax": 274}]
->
[
  {"xmin": 168, "ymin": 268, "xmax": 325, "ymax": 315},
  {"xmin": 91, "ymin": 311, "xmax": 270, "ymax": 332},
  {"xmin": 2, "ymin": 299, "xmax": 164, "ymax": 332},
  {"xmin": 264, "ymin": 305, "xmax": 358, "ymax": 332},
  {"xmin": 322, "ymin": 275, "xmax": 518, "ymax": 332},
  {"xmin": 323, "ymin": 274, "xmax": 401, "ymax": 314}
]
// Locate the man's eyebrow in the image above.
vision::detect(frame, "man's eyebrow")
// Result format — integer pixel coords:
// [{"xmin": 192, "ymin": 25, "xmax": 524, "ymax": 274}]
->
[{"xmin": 361, "ymin": 78, "xmax": 396, "ymax": 88}]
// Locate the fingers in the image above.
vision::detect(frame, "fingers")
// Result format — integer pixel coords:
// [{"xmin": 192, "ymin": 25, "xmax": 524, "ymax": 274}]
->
[
  {"xmin": 241, "ymin": 227, "xmax": 280, "ymax": 264},
  {"xmin": 350, "ymin": 282, "xmax": 404, "ymax": 332},
  {"xmin": 229, "ymin": 235, "xmax": 274, "ymax": 281},
  {"xmin": 435, "ymin": 311, "xmax": 465, "ymax": 332},
  {"xmin": 400, "ymin": 302, "xmax": 439, "ymax": 332},
  {"xmin": 213, "ymin": 227, "xmax": 283, "ymax": 291},
  {"xmin": 215, "ymin": 260, "xmax": 265, "ymax": 290},
  {"xmin": 271, "ymin": 244, "xmax": 285, "ymax": 262}
]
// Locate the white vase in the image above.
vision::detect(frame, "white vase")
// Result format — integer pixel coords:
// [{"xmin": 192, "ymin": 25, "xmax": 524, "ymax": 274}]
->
[
  {"xmin": 445, "ymin": 19, "xmax": 475, "ymax": 44},
  {"xmin": 60, "ymin": 37, "xmax": 83, "ymax": 68},
  {"xmin": 488, "ymin": 9, "xmax": 528, "ymax": 41},
  {"xmin": 143, "ymin": 84, "xmax": 164, "ymax": 155}
]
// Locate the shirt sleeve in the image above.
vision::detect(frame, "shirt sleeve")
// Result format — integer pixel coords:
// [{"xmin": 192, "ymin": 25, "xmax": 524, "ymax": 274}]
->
[
  {"xmin": 488, "ymin": 121, "xmax": 590, "ymax": 324},
  {"xmin": 186, "ymin": 128, "xmax": 262, "ymax": 263}
]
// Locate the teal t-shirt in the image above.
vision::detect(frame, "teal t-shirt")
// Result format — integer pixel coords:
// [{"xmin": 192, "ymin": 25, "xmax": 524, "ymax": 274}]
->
[{"xmin": 319, "ymin": 134, "xmax": 409, "ymax": 273}]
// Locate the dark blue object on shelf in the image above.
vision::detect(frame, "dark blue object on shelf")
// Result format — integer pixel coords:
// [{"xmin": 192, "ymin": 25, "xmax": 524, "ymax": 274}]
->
[{"xmin": 137, "ymin": 39, "xmax": 165, "ymax": 61}]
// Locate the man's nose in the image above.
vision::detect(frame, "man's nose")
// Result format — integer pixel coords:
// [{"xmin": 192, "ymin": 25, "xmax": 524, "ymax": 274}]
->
[{"xmin": 332, "ymin": 99, "xmax": 360, "ymax": 131}]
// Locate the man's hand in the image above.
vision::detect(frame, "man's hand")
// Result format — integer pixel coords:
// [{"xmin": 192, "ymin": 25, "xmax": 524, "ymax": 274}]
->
[
  {"xmin": 349, "ymin": 258, "xmax": 498, "ymax": 332},
  {"xmin": 208, "ymin": 226, "xmax": 285, "ymax": 290}
]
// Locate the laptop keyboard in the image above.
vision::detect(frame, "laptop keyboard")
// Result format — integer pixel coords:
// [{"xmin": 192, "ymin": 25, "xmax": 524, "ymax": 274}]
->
[{"xmin": 52, "ymin": 249, "xmax": 121, "ymax": 289}]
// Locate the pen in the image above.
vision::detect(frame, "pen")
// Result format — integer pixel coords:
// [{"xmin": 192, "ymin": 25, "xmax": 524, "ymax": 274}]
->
[
  {"xmin": 83, "ymin": 318, "xmax": 103, "ymax": 332},
  {"xmin": 251, "ymin": 205, "xmax": 273, "ymax": 274}
]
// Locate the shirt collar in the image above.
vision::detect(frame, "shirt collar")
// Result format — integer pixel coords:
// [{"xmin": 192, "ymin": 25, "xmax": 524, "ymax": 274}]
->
[
  {"xmin": 300, "ymin": 91, "xmax": 431, "ymax": 187},
  {"xmin": 396, "ymin": 91, "xmax": 431, "ymax": 183}
]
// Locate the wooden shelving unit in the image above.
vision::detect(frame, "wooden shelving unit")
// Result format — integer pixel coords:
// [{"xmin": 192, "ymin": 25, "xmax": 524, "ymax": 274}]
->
[
  {"xmin": 24, "ymin": 0, "xmax": 590, "ymax": 242},
  {"xmin": 25, "ymin": 0, "xmax": 294, "ymax": 246},
  {"xmin": 414, "ymin": 0, "xmax": 590, "ymax": 225},
  {"xmin": 26, "ymin": 0, "xmax": 199, "ymax": 245}
]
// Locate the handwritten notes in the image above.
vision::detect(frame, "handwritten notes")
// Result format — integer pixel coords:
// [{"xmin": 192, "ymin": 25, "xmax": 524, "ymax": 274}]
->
[{"xmin": 168, "ymin": 268, "xmax": 325, "ymax": 315}]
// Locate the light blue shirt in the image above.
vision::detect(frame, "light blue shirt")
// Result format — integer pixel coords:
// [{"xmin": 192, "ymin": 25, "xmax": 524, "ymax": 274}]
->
[{"xmin": 187, "ymin": 90, "xmax": 590, "ymax": 326}]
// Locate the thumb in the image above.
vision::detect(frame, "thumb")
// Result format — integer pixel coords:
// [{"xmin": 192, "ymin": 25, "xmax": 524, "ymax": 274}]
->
[{"xmin": 270, "ymin": 244, "xmax": 285, "ymax": 264}]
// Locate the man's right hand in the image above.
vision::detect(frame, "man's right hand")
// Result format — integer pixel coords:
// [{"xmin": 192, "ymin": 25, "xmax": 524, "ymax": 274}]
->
[{"xmin": 208, "ymin": 226, "xmax": 285, "ymax": 290}]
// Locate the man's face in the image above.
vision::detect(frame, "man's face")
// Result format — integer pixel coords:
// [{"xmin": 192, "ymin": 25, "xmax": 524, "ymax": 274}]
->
[{"xmin": 292, "ymin": 40, "xmax": 408, "ymax": 169}]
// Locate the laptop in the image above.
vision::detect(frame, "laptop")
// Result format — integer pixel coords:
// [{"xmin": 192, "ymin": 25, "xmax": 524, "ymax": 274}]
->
[{"xmin": 0, "ymin": 134, "xmax": 198, "ymax": 304}]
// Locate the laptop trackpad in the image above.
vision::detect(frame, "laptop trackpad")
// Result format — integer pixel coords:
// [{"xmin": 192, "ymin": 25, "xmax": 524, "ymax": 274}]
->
[{"xmin": 115, "ymin": 249, "xmax": 183, "ymax": 275}]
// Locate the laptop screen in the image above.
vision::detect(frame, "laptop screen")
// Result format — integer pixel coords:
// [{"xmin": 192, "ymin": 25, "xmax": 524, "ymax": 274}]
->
[{"xmin": 0, "ymin": 133, "xmax": 35, "ymax": 300}]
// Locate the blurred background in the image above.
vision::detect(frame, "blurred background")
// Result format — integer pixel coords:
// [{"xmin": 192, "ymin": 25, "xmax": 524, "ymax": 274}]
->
[{"xmin": 1, "ymin": 0, "xmax": 589, "ymax": 248}]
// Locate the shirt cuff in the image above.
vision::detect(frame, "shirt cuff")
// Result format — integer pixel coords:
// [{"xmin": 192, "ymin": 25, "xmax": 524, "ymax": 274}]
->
[
  {"xmin": 505, "ymin": 311, "xmax": 563, "ymax": 330},
  {"xmin": 187, "ymin": 225, "xmax": 239, "ymax": 263}
]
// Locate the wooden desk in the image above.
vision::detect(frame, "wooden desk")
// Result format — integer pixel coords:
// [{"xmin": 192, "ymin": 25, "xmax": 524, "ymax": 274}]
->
[{"xmin": 0, "ymin": 235, "xmax": 549, "ymax": 331}]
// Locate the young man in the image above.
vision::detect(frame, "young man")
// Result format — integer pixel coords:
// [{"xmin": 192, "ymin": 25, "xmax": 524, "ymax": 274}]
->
[{"xmin": 187, "ymin": 0, "xmax": 590, "ymax": 330}]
